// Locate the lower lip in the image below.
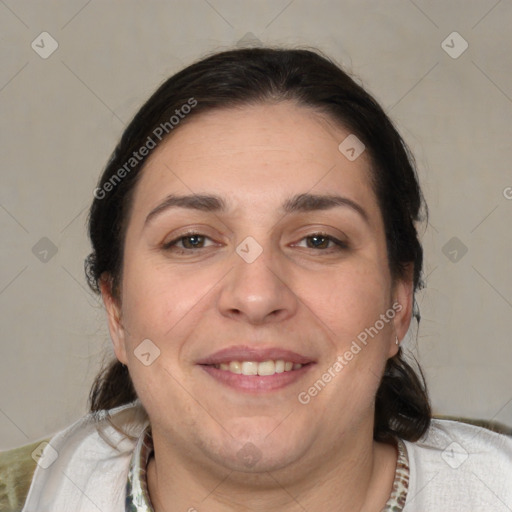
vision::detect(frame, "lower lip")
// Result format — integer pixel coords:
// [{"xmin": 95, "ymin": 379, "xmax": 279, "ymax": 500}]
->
[{"xmin": 199, "ymin": 364, "xmax": 314, "ymax": 393}]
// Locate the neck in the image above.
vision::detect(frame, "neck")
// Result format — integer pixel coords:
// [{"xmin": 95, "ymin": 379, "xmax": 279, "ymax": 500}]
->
[{"xmin": 146, "ymin": 429, "xmax": 397, "ymax": 512}]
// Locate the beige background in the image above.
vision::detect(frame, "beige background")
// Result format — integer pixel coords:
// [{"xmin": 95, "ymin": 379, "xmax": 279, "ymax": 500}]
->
[{"xmin": 1, "ymin": 0, "xmax": 511, "ymax": 450}]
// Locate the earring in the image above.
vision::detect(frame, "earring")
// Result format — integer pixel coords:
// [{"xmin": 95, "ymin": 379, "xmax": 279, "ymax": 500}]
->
[{"xmin": 395, "ymin": 336, "xmax": 400, "ymax": 345}]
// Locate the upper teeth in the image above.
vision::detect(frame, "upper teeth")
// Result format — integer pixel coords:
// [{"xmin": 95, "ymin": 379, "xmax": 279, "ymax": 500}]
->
[{"xmin": 213, "ymin": 360, "xmax": 303, "ymax": 376}]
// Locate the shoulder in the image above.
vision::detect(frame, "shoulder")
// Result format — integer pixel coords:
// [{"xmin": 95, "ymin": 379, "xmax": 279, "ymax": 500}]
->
[
  {"xmin": 0, "ymin": 438, "xmax": 51, "ymax": 512},
  {"xmin": 415, "ymin": 417, "xmax": 512, "ymax": 459},
  {"xmin": 16, "ymin": 401, "xmax": 148, "ymax": 512},
  {"xmin": 0, "ymin": 400, "xmax": 148, "ymax": 512},
  {"xmin": 403, "ymin": 419, "xmax": 512, "ymax": 510}
]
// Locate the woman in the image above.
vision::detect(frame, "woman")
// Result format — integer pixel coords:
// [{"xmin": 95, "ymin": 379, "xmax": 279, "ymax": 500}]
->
[{"xmin": 2, "ymin": 47, "xmax": 511, "ymax": 512}]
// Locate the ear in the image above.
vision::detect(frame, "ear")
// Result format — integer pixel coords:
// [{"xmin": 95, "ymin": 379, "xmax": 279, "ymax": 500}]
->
[
  {"xmin": 99, "ymin": 273, "xmax": 128, "ymax": 364},
  {"xmin": 388, "ymin": 264, "xmax": 415, "ymax": 358}
]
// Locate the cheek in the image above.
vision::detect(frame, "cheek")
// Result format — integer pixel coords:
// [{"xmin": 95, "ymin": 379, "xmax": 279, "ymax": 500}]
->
[
  {"xmin": 117, "ymin": 257, "xmax": 208, "ymax": 419},
  {"xmin": 295, "ymin": 259, "xmax": 392, "ymax": 337},
  {"xmin": 313, "ymin": 263, "xmax": 394, "ymax": 403},
  {"xmin": 120, "ymin": 255, "xmax": 220, "ymax": 343}
]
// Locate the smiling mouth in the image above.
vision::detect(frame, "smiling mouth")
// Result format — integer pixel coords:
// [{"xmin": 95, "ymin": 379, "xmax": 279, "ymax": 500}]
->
[
  {"xmin": 207, "ymin": 360, "xmax": 307, "ymax": 376},
  {"xmin": 197, "ymin": 346, "xmax": 315, "ymax": 391},
  {"xmin": 200, "ymin": 359, "xmax": 314, "ymax": 392}
]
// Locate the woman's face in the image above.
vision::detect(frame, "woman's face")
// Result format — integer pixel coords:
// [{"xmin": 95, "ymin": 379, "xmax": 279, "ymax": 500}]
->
[{"xmin": 102, "ymin": 101, "xmax": 413, "ymax": 473}]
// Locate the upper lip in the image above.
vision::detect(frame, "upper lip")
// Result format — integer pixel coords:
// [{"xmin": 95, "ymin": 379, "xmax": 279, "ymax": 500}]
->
[{"xmin": 197, "ymin": 345, "xmax": 315, "ymax": 365}]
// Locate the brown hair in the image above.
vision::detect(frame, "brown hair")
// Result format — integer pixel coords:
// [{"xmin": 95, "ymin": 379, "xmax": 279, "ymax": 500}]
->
[{"xmin": 86, "ymin": 46, "xmax": 431, "ymax": 443}]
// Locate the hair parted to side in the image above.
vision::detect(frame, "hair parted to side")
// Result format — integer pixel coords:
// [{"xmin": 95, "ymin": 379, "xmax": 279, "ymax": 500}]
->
[{"xmin": 86, "ymin": 46, "xmax": 431, "ymax": 443}]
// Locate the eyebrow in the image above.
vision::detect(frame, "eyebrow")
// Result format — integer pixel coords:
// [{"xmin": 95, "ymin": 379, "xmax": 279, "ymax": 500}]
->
[
  {"xmin": 145, "ymin": 194, "xmax": 225, "ymax": 226},
  {"xmin": 144, "ymin": 192, "xmax": 369, "ymax": 226},
  {"xmin": 283, "ymin": 193, "xmax": 369, "ymax": 223}
]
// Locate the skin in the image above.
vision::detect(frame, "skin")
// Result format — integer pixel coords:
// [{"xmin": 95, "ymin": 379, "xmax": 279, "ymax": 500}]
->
[{"xmin": 101, "ymin": 101, "xmax": 414, "ymax": 512}]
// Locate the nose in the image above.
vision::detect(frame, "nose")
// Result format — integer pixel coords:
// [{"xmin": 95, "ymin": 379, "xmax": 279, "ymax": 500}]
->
[{"xmin": 216, "ymin": 244, "xmax": 298, "ymax": 325}]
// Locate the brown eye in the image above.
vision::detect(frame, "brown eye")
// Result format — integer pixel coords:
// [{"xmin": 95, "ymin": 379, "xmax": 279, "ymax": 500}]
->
[
  {"xmin": 306, "ymin": 235, "xmax": 331, "ymax": 249},
  {"xmin": 163, "ymin": 233, "xmax": 215, "ymax": 252},
  {"xmin": 181, "ymin": 235, "xmax": 206, "ymax": 249},
  {"xmin": 292, "ymin": 233, "xmax": 349, "ymax": 253}
]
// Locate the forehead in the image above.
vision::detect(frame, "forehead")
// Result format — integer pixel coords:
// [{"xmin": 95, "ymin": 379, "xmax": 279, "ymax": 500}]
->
[{"xmin": 131, "ymin": 101, "xmax": 380, "ymax": 219}]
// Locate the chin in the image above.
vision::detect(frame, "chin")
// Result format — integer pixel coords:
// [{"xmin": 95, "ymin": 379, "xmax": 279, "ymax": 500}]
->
[
  {"xmin": 204, "ymin": 426, "xmax": 308, "ymax": 473},
  {"xmin": 217, "ymin": 445, "xmax": 302, "ymax": 474}
]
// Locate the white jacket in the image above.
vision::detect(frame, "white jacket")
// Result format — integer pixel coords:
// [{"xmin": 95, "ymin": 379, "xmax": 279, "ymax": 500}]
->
[{"xmin": 20, "ymin": 401, "xmax": 512, "ymax": 511}]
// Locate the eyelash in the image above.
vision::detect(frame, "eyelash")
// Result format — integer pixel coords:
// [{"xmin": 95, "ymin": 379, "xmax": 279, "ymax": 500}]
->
[
  {"xmin": 162, "ymin": 232, "xmax": 349, "ymax": 254},
  {"xmin": 294, "ymin": 233, "xmax": 349, "ymax": 251},
  {"xmin": 162, "ymin": 232, "xmax": 217, "ymax": 253}
]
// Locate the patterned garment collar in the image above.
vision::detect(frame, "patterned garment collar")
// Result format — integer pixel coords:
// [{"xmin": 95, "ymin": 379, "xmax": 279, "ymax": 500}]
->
[
  {"xmin": 126, "ymin": 425, "xmax": 155, "ymax": 511},
  {"xmin": 125, "ymin": 427, "xmax": 409, "ymax": 511},
  {"xmin": 383, "ymin": 438, "xmax": 409, "ymax": 511}
]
